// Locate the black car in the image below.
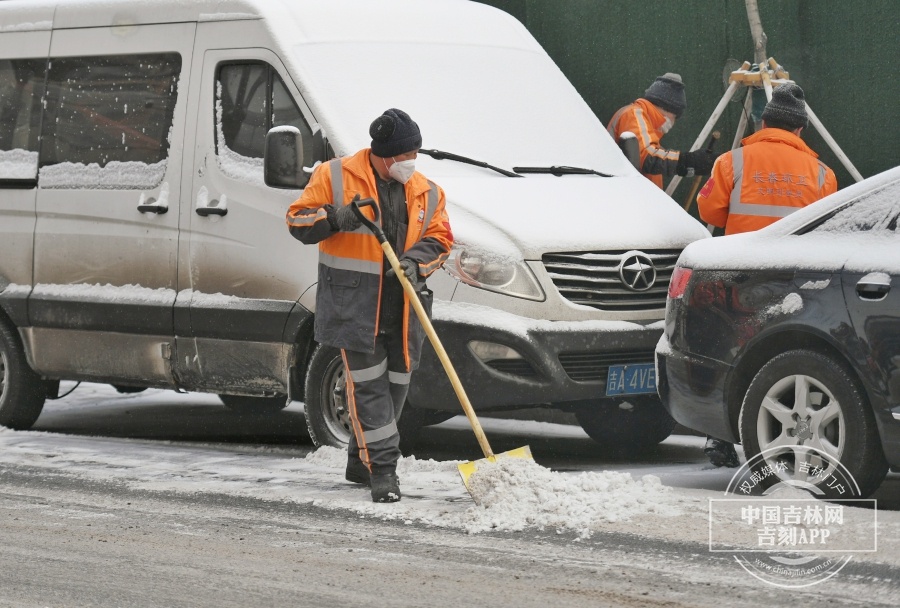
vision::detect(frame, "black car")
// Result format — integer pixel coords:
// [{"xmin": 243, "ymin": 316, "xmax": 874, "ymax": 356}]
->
[{"xmin": 656, "ymin": 166, "xmax": 900, "ymax": 498}]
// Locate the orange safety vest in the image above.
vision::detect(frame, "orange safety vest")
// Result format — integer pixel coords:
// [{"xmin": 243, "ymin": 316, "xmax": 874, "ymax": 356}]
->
[
  {"xmin": 607, "ymin": 98, "xmax": 681, "ymax": 189},
  {"xmin": 286, "ymin": 149, "xmax": 452, "ymax": 367},
  {"xmin": 697, "ymin": 128, "xmax": 837, "ymax": 235}
]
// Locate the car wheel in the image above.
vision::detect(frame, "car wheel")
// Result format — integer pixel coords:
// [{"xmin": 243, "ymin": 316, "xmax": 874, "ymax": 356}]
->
[
  {"xmin": 0, "ymin": 319, "xmax": 47, "ymax": 429},
  {"xmin": 574, "ymin": 397, "xmax": 676, "ymax": 454},
  {"xmin": 304, "ymin": 344, "xmax": 352, "ymax": 448},
  {"xmin": 219, "ymin": 394, "xmax": 289, "ymax": 413},
  {"xmin": 739, "ymin": 349, "xmax": 888, "ymax": 498}
]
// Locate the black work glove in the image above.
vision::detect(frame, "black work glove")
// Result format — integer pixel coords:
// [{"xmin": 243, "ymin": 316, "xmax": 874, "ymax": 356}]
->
[
  {"xmin": 676, "ymin": 149, "xmax": 719, "ymax": 177},
  {"xmin": 386, "ymin": 258, "xmax": 418, "ymax": 289},
  {"xmin": 328, "ymin": 195, "xmax": 362, "ymax": 232}
]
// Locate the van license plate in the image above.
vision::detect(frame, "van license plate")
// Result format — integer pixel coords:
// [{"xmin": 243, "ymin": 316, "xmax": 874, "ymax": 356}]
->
[{"xmin": 606, "ymin": 363, "xmax": 656, "ymax": 396}]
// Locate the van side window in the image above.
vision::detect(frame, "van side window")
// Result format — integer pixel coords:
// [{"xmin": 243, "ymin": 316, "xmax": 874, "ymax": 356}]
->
[
  {"xmin": 0, "ymin": 58, "xmax": 46, "ymax": 182},
  {"xmin": 216, "ymin": 62, "xmax": 316, "ymax": 181},
  {"xmin": 38, "ymin": 53, "xmax": 181, "ymax": 189}
]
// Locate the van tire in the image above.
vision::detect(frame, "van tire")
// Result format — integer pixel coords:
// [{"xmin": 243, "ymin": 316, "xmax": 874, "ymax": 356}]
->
[
  {"xmin": 574, "ymin": 397, "xmax": 676, "ymax": 454},
  {"xmin": 219, "ymin": 394, "xmax": 289, "ymax": 413},
  {"xmin": 304, "ymin": 344, "xmax": 352, "ymax": 448},
  {"xmin": 0, "ymin": 320, "xmax": 47, "ymax": 430}
]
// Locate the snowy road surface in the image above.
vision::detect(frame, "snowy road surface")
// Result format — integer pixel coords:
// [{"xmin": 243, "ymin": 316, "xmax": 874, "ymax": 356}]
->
[{"xmin": 0, "ymin": 383, "xmax": 898, "ymax": 606}]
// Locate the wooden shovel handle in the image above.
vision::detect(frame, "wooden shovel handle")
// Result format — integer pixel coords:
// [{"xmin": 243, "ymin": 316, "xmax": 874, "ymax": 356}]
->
[{"xmin": 380, "ymin": 242, "xmax": 496, "ymax": 460}]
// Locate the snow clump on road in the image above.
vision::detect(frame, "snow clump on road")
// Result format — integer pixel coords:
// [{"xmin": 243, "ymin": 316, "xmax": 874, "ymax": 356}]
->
[{"xmin": 306, "ymin": 446, "xmax": 686, "ymax": 537}]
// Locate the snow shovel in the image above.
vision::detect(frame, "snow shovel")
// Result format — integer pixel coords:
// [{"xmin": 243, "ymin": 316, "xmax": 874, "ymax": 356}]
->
[{"xmin": 350, "ymin": 198, "xmax": 533, "ymax": 494}]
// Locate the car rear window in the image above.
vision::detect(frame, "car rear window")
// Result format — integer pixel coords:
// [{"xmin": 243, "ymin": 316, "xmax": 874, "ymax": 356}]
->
[{"xmin": 811, "ymin": 180, "xmax": 900, "ymax": 234}]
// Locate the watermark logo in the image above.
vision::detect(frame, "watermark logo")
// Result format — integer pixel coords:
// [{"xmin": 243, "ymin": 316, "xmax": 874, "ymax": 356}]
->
[{"xmin": 709, "ymin": 446, "xmax": 877, "ymax": 588}]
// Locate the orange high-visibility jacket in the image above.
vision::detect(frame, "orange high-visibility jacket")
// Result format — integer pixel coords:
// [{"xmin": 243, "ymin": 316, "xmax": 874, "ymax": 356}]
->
[
  {"xmin": 697, "ymin": 128, "xmax": 837, "ymax": 235},
  {"xmin": 607, "ymin": 98, "xmax": 681, "ymax": 189},
  {"xmin": 286, "ymin": 149, "xmax": 453, "ymax": 368}
]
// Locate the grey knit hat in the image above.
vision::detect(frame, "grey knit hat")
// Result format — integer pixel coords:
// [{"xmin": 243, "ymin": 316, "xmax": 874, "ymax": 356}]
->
[
  {"xmin": 644, "ymin": 73, "xmax": 687, "ymax": 118},
  {"xmin": 369, "ymin": 108, "xmax": 422, "ymax": 157},
  {"xmin": 761, "ymin": 83, "xmax": 809, "ymax": 130}
]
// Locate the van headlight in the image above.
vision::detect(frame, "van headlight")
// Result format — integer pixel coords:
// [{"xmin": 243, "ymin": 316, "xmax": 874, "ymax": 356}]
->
[{"xmin": 445, "ymin": 247, "xmax": 545, "ymax": 301}]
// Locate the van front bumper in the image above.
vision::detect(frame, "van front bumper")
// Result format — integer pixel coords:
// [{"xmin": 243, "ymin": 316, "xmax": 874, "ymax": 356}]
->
[{"xmin": 408, "ymin": 304, "xmax": 664, "ymax": 412}]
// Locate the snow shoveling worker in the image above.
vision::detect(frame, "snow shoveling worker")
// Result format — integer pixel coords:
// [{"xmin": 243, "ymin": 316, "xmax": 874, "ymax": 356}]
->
[
  {"xmin": 285, "ymin": 108, "xmax": 453, "ymax": 502},
  {"xmin": 695, "ymin": 82, "xmax": 837, "ymax": 467},
  {"xmin": 607, "ymin": 72, "xmax": 719, "ymax": 189}
]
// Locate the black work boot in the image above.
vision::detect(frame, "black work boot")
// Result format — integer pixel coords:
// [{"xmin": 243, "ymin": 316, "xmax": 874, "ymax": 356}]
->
[
  {"xmin": 370, "ymin": 472, "xmax": 401, "ymax": 503},
  {"xmin": 345, "ymin": 459, "xmax": 371, "ymax": 486},
  {"xmin": 704, "ymin": 437, "xmax": 740, "ymax": 468}
]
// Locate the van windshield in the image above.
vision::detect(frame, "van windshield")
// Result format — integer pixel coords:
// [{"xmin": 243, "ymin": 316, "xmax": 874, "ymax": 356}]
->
[{"xmin": 292, "ymin": 42, "xmax": 630, "ymax": 176}]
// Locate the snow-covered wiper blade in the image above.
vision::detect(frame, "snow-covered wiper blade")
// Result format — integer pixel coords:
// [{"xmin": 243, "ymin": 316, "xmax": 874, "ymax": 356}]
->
[
  {"xmin": 419, "ymin": 148, "xmax": 521, "ymax": 178},
  {"xmin": 512, "ymin": 165, "xmax": 613, "ymax": 177}
]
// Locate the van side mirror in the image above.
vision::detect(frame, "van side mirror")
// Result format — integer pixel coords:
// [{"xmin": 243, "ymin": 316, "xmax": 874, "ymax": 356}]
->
[
  {"xmin": 617, "ymin": 132, "xmax": 640, "ymax": 171},
  {"xmin": 264, "ymin": 126, "xmax": 308, "ymax": 189}
]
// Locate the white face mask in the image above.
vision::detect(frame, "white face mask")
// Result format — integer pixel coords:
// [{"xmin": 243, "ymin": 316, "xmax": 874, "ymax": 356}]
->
[
  {"xmin": 387, "ymin": 158, "xmax": 416, "ymax": 184},
  {"xmin": 660, "ymin": 116, "xmax": 674, "ymax": 134}
]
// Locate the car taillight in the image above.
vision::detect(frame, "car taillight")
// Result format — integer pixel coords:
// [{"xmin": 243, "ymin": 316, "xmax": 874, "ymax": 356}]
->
[{"xmin": 668, "ymin": 266, "xmax": 692, "ymax": 299}]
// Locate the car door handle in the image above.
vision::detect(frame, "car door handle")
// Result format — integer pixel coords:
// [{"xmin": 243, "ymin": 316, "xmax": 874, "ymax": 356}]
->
[
  {"xmin": 856, "ymin": 274, "xmax": 891, "ymax": 300},
  {"xmin": 196, "ymin": 205, "xmax": 228, "ymax": 217},
  {"xmin": 137, "ymin": 198, "xmax": 168, "ymax": 214}
]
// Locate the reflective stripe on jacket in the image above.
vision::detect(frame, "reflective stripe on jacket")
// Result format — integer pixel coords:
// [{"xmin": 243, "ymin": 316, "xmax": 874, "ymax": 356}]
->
[
  {"xmin": 607, "ymin": 98, "xmax": 681, "ymax": 189},
  {"xmin": 286, "ymin": 149, "xmax": 453, "ymax": 368},
  {"xmin": 696, "ymin": 128, "xmax": 837, "ymax": 235}
]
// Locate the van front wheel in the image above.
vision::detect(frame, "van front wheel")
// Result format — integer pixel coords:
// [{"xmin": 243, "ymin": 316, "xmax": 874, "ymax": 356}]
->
[
  {"xmin": 304, "ymin": 344, "xmax": 352, "ymax": 448},
  {"xmin": 574, "ymin": 397, "xmax": 676, "ymax": 454},
  {"xmin": 0, "ymin": 320, "xmax": 47, "ymax": 429}
]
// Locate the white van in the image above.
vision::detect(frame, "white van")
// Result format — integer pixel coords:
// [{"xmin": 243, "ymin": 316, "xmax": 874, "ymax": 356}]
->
[{"xmin": 0, "ymin": 0, "xmax": 709, "ymax": 452}]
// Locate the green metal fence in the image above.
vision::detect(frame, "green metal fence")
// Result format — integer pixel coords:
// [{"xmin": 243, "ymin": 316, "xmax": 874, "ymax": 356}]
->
[{"xmin": 476, "ymin": 0, "xmax": 900, "ymax": 204}]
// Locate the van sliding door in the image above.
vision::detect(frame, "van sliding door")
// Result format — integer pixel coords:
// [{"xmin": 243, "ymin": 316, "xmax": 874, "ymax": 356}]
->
[{"xmin": 29, "ymin": 23, "xmax": 195, "ymax": 384}]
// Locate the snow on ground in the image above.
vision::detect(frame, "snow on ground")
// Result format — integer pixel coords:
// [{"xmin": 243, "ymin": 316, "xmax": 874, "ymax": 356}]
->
[{"xmin": 1, "ymin": 382, "xmax": 898, "ymax": 567}]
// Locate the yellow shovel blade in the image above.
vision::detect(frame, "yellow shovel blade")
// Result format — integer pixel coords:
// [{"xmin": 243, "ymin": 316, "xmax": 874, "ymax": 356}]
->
[{"xmin": 457, "ymin": 445, "xmax": 534, "ymax": 493}]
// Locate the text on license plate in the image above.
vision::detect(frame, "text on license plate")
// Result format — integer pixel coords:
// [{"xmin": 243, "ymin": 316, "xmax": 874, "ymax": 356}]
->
[{"xmin": 606, "ymin": 363, "xmax": 657, "ymax": 396}]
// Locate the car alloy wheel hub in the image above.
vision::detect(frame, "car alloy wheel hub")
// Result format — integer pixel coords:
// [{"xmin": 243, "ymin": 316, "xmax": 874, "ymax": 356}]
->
[{"xmin": 789, "ymin": 417, "xmax": 814, "ymax": 442}]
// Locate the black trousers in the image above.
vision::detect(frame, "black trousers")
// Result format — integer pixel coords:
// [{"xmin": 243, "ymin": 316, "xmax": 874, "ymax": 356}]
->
[{"xmin": 342, "ymin": 327, "xmax": 411, "ymax": 474}]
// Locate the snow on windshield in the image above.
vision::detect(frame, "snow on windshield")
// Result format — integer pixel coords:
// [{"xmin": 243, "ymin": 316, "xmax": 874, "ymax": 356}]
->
[
  {"xmin": 272, "ymin": 0, "xmax": 628, "ymax": 174},
  {"xmin": 292, "ymin": 42, "xmax": 627, "ymax": 174},
  {"xmin": 813, "ymin": 181, "xmax": 900, "ymax": 234}
]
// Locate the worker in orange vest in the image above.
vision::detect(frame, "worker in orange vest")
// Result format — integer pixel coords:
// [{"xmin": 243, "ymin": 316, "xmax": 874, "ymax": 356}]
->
[
  {"xmin": 696, "ymin": 83, "xmax": 837, "ymax": 467},
  {"xmin": 286, "ymin": 109, "xmax": 453, "ymax": 501},
  {"xmin": 697, "ymin": 83, "xmax": 837, "ymax": 235},
  {"xmin": 607, "ymin": 73, "xmax": 719, "ymax": 189}
]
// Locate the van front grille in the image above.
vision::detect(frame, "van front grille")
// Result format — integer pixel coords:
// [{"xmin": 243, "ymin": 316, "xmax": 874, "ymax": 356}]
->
[
  {"xmin": 558, "ymin": 350, "xmax": 655, "ymax": 382},
  {"xmin": 542, "ymin": 249, "xmax": 681, "ymax": 311}
]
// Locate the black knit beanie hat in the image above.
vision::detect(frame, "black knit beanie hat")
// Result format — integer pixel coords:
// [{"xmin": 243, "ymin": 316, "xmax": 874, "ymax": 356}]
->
[
  {"xmin": 644, "ymin": 73, "xmax": 687, "ymax": 118},
  {"xmin": 369, "ymin": 108, "xmax": 422, "ymax": 158},
  {"xmin": 761, "ymin": 83, "xmax": 809, "ymax": 130}
]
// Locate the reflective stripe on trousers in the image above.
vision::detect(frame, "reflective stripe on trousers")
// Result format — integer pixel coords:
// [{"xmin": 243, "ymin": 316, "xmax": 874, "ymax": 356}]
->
[{"xmin": 342, "ymin": 330, "xmax": 411, "ymax": 473}]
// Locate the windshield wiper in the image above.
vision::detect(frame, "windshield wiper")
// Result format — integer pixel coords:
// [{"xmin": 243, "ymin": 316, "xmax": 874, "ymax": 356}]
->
[
  {"xmin": 419, "ymin": 148, "xmax": 521, "ymax": 178},
  {"xmin": 512, "ymin": 165, "xmax": 613, "ymax": 177}
]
